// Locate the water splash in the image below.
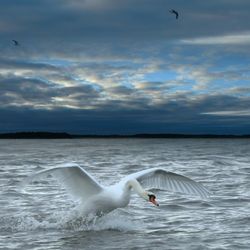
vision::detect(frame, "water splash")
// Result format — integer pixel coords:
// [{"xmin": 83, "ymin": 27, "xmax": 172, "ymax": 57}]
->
[{"xmin": 0, "ymin": 208, "xmax": 138, "ymax": 233}]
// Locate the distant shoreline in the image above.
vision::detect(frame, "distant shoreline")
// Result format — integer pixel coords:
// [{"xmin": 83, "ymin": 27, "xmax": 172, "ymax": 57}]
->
[{"xmin": 0, "ymin": 132, "xmax": 250, "ymax": 139}]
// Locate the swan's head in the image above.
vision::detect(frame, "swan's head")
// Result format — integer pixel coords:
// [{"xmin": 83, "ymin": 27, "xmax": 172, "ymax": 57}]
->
[
  {"xmin": 127, "ymin": 179, "xmax": 159, "ymax": 206},
  {"xmin": 144, "ymin": 191, "xmax": 159, "ymax": 206}
]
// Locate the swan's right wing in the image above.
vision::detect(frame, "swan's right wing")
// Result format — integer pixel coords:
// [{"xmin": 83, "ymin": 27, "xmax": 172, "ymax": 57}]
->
[
  {"xmin": 23, "ymin": 163, "xmax": 103, "ymax": 201},
  {"xmin": 123, "ymin": 168, "xmax": 210, "ymax": 199}
]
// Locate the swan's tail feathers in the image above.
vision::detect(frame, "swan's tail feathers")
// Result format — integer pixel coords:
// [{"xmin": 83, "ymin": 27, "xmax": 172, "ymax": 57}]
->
[{"xmin": 21, "ymin": 163, "xmax": 103, "ymax": 201}]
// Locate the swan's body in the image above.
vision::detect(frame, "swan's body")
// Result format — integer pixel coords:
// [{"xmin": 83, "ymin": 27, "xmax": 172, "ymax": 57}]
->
[{"xmin": 24, "ymin": 164, "xmax": 210, "ymax": 216}]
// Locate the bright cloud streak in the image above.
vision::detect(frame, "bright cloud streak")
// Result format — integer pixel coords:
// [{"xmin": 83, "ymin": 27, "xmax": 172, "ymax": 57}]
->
[
  {"xmin": 202, "ymin": 110, "xmax": 250, "ymax": 116},
  {"xmin": 181, "ymin": 32, "xmax": 250, "ymax": 45}
]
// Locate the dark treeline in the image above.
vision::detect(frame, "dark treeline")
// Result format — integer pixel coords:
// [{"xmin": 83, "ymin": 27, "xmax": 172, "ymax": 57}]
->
[
  {"xmin": 0, "ymin": 132, "xmax": 73, "ymax": 139},
  {"xmin": 0, "ymin": 132, "xmax": 250, "ymax": 139}
]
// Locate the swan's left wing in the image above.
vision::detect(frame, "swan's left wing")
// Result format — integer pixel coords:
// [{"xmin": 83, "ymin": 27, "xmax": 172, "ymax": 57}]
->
[
  {"xmin": 23, "ymin": 163, "xmax": 103, "ymax": 201},
  {"xmin": 123, "ymin": 168, "xmax": 210, "ymax": 199}
]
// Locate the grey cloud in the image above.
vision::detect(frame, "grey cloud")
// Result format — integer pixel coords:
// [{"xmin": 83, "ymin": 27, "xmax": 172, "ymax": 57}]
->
[
  {"xmin": 0, "ymin": 58, "xmax": 59, "ymax": 71},
  {"xmin": 107, "ymin": 85, "xmax": 135, "ymax": 95},
  {"xmin": 136, "ymin": 81, "xmax": 172, "ymax": 91},
  {"xmin": 1, "ymin": 92, "xmax": 250, "ymax": 134},
  {"xmin": 228, "ymin": 87, "xmax": 250, "ymax": 94},
  {"xmin": 2, "ymin": 0, "xmax": 250, "ymax": 46},
  {"xmin": 0, "ymin": 74, "xmax": 103, "ymax": 109}
]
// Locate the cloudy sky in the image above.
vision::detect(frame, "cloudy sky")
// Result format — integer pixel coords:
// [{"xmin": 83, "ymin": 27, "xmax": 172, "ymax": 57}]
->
[{"xmin": 0, "ymin": 0, "xmax": 250, "ymax": 134}]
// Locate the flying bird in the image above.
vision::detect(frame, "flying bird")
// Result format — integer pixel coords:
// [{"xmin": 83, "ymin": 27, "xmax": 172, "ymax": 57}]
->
[
  {"xmin": 169, "ymin": 9, "xmax": 179, "ymax": 19},
  {"xmin": 23, "ymin": 164, "xmax": 210, "ymax": 216},
  {"xmin": 12, "ymin": 40, "xmax": 19, "ymax": 46}
]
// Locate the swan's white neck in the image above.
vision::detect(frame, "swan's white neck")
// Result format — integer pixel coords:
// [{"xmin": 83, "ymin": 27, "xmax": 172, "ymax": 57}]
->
[{"xmin": 126, "ymin": 179, "xmax": 148, "ymax": 200}]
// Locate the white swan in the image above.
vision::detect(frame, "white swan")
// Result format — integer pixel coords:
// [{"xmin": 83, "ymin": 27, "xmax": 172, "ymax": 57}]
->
[{"xmin": 24, "ymin": 163, "xmax": 210, "ymax": 216}]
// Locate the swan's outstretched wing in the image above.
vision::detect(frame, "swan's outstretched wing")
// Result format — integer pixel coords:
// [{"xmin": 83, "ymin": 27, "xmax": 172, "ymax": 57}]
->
[
  {"xmin": 123, "ymin": 168, "xmax": 210, "ymax": 199},
  {"xmin": 23, "ymin": 163, "xmax": 103, "ymax": 201}
]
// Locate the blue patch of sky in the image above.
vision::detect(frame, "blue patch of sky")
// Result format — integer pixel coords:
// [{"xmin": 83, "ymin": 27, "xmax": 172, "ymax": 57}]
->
[
  {"xmin": 208, "ymin": 60, "xmax": 250, "ymax": 92},
  {"xmin": 121, "ymin": 74, "xmax": 135, "ymax": 89},
  {"xmin": 215, "ymin": 49, "xmax": 250, "ymax": 63},
  {"xmin": 143, "ymin": 70, "xmax": 178, "ymax": 82}
]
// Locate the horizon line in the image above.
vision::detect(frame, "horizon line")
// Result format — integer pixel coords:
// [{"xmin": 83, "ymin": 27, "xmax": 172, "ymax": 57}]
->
[{"xmin": 0, "ymin": 131, "xmax": 250, "ymax": 139}]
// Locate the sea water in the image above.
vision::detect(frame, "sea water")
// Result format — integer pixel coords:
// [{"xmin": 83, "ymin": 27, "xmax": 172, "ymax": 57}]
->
[{"xmin": 0, "ymin": 139, "xmax": 250, "ymax": 249}]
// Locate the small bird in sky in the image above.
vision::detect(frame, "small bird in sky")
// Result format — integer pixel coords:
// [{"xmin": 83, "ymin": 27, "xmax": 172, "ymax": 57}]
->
[
  {"xmin": 169, "ymin": 9, "xmax": 179, "ymax": 19},
  {"xmin": 12, "ymin": 40, "xmax": 19, "ymax": 46}
]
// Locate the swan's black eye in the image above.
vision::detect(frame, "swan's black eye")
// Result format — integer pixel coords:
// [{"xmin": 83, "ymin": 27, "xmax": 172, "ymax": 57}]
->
[{"xmin": 148, "ymin": 194, "xmax": 156, "ymax": 201}]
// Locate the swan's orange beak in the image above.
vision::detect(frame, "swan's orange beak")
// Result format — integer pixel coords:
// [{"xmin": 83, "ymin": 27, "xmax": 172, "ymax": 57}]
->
[{"xmin": 149, "ymin": 196, "xmax": 159, "ymax": 206}]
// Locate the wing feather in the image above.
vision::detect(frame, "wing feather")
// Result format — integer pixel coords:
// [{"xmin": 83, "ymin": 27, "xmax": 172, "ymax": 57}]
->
[
  {"xmin": 24, "ymin": 163, "xmax": 103, "ymax": 201},
  {"xmin": 123, "ymin": 168, "xmax": 210, "ymax": 199}
]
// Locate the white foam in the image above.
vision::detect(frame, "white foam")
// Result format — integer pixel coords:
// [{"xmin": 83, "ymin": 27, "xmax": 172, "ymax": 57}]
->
[{"xmin": 0, "ymin": 208, "xmax": 138, "ymax": 233}]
